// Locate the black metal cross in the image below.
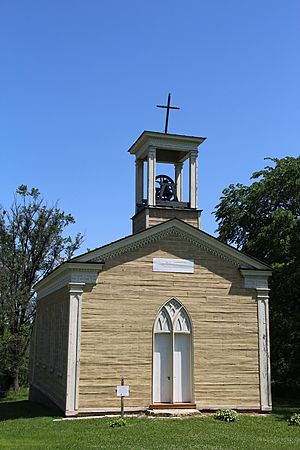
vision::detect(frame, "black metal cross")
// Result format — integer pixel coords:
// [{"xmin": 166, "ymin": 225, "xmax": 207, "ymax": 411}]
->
[{"xmin": 156, "ymin": 93, "xmax": 180, "ymax": 134}]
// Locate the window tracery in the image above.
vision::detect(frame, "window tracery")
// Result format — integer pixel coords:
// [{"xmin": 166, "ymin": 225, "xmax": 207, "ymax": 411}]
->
[{"xmin": 154, "ymin": 299, "xmax": 191, "ymax": 333}]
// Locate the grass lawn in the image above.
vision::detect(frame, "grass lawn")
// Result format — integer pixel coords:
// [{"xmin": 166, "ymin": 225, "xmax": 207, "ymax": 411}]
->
[{"xmin": 0, "ymin": 390, "xmax": 299, "ymax": 450}]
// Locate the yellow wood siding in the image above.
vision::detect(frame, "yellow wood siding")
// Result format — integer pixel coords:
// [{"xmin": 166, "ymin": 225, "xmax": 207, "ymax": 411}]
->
[
  {"xmin": 79, "ymin": 235, "xmax": 260, "ymax": 410},
  {"xmin": 30, "ymin": 287, "xmax": 70, "ymax": 411},
  {"xmin": 132, "ymin": 210, "xmax": 147, "ymax": 234},
  {"xmin": 132, "ymin": 208, "xmax": 200, "ymax": 234},
  {"xmin": 148, "ymin": 215, "xmax": 198, "ymax": 228}
]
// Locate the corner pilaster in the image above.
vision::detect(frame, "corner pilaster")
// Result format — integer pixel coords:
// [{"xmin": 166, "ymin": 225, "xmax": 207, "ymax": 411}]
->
[
  {"xmin": 240, "ymin": 269, "xmax": 272, "ymax": 411},
  {"xmin": 256, "ymin": 287, "xmax": 272, "ymax": 411},
  {"xmin": 66, "ymin": 282, "xmax": 84, "ymax": 415}
]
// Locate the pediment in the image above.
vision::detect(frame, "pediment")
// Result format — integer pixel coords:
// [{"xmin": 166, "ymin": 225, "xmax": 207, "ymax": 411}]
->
[{"xmin": 74, "ymin": 219, "xmax": 270, "ymax": 271}]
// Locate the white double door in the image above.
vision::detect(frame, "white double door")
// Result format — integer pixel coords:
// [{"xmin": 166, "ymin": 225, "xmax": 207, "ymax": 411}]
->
[{"xmin": 153, "ymin": 332, "xmax": 192, "ymax": 403}]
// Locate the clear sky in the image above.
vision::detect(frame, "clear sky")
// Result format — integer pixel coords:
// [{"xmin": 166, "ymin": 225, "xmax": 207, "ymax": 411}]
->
[{"xmin": 0, "ymin": 1, "xmax": 299, "ymax": 254}]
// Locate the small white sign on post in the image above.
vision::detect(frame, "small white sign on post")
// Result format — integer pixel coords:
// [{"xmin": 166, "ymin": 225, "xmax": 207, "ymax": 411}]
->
[{"xmin": 117, "ymin": 385, "xmax": 130, "ymax": 397}]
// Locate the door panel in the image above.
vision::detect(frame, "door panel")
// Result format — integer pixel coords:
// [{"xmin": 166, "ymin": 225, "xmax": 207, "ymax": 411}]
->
[
  {"xmin": 174, "ymin": 334, "xmax": 191, "ymax": 403},
  {"xmin": 153, "ymin": 333, "xmax": 172, "ymax": 403}
]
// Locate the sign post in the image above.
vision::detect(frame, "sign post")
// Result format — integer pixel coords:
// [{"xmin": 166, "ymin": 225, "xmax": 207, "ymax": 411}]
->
[{"xmin": 116, "ymin": 377, "xmax": 129, "ymax": 418}]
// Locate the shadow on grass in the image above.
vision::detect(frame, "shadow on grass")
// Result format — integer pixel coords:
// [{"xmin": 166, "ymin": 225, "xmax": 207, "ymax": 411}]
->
[
  {"xmin": 0, "ymin": 400, "xmax": 62, "ymax": 421},
  {"xmin": 272, "ymin": 397, "xmax": 300, "ymax": 422}
]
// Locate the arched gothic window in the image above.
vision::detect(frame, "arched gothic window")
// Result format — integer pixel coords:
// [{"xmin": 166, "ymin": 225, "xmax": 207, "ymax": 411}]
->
[{"xmin": 153, "ymin": 299, "xmax": 192, "ymax": 404}]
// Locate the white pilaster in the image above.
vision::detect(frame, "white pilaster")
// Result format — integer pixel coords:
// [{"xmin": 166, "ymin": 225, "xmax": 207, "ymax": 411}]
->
[
  {"xmin": 135, "ymin": 159, "xmax": 144, "ymax": 211},
  {"xmin": 240, "ymin": 270, "xmax": 272, "ymax": 412},
  {"xmin": 66, "ymin": 282, "xmax": 84, "ymax": 415},
  {"xmin": 147, "ymin": 147, "xmax": 156, "ymax": 206},
  {"xmin": 175, "ymin": 163, "xmax": 183, "ymax": 201},
  {"xmin": 189, "ymin": 150, "xmax": 198, "ymax": 208},
  {"xmin": 256, "ymin": 288, "xmax": 272, "ymax": 411}
]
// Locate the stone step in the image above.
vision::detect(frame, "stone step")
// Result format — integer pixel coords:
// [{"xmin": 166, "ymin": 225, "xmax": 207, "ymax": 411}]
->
[
  {"xmin": 146, "ymin": 408, "xmax": 201, "ymax": 417},
  {"xmin": 148, "ymin": 403, "xmax": 196, "ymax": 409}
]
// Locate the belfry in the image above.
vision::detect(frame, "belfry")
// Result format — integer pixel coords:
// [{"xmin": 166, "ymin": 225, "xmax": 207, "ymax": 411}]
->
[{"xmin": 130, "ymin": 131, "xmax": 206, "ymax": 233}]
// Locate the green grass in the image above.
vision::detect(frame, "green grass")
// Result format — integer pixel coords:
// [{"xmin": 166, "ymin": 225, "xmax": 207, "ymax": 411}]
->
[
  {"xmin": 1, "ymin": 386, "xmax": 29, "ymax": 402},
  {"xmin": 0, "ymin": 390, "xmax": 299, "ymax": 450}
]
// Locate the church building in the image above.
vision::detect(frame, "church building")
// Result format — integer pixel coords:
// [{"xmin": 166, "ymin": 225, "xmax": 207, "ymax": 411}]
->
[{"xmin": 29, "ymin": 129, "xmax": 272, "ymax": 416}]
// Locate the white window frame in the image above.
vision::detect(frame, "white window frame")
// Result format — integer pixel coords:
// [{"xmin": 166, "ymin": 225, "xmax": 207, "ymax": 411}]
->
[{"xmin": 152, "ymin": 298, "xmax": 194, "ymax": 404}]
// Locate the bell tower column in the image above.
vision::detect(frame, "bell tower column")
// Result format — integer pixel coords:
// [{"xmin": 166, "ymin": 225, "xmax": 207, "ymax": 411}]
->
[
  {"xmin": 147, "ymin": 146, "xmax": 156, "ymax": 206},
  {"xmin": 135, "ymin": 159, "xmax": 144, "ymax": 212},
  {"xmin": 175, "ymin": 163, "xmax": 183, "ymax": 202},
  {"xmin": 189, "ymin": 150, "xmax": 198, "ymax": 209}
]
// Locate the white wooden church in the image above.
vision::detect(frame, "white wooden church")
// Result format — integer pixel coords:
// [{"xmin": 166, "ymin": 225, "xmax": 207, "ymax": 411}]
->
[{"xmin": 29, "ymin": 129, "xmax": 272, "ymax": 416}]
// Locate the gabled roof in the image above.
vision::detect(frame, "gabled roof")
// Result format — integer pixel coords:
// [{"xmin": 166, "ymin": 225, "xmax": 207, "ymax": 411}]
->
[{"xmin": 73, "ymin": 218, "xmax": 271, "ymax": 270}]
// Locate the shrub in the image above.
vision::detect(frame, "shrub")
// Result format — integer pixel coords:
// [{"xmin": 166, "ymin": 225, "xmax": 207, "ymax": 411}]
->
[
  {"xmin": 214, "ymin": 409, "xmax": 238, "ymax": 422},
  {"xmin": 288, "ymin": 413, "xmax": 300, "ymax": 426},
  {"xmin": 109, "ymin": 418, "xmax": 127, "ymax": 428}
]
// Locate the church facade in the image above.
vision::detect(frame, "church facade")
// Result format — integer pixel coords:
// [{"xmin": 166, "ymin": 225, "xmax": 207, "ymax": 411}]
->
[{"xmin": 29, "ymin": 131, "xmax": 272, "ymax": 416}]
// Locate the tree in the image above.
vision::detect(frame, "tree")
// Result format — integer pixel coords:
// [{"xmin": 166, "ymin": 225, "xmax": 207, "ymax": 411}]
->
[
  {"xmin": 0, "ymin": 185, "xmax": 83, "ymax": 391},
  {"xmin": 214, "ymin": 156, "xmax": 300, "ymax": 394}
]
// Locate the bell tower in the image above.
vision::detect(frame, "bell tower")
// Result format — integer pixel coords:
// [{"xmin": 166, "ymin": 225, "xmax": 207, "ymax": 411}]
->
[{"xmin": 129, "ymin": 131, "xmax": 206, "ymax": 234}]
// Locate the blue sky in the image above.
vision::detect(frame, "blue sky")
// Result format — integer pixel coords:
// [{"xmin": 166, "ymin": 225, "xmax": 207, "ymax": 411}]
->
[{"xmin": 0, "ymin": 1, "xmax": 299, "ymax": 253}]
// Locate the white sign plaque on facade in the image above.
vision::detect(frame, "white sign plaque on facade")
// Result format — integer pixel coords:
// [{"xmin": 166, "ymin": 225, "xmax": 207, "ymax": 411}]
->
[
  {"xmin": 153, "ymin": 258, "xmax": 194, "ymax": 274},
  {"xmin": 116, "ymin": 385, "xmax": 130, "ymax": 397}
]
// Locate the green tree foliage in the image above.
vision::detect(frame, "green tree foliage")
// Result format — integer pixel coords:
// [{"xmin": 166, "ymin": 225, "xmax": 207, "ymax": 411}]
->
[
  {"xmin": 0, "ymin": 186, "xmax": 83, "ymax": 391},
  {"xmin": 214, "ymin": 156, "xmax": 300, "ymax": 393}
]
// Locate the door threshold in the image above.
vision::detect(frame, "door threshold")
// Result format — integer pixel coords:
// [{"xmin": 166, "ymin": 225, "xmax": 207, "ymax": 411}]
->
[{"xmin": 149, "ymin": 403, "xmax": 196, "ymax": 410}]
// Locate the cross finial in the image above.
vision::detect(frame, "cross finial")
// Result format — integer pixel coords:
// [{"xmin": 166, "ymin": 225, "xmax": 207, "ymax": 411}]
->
[{"xmin": 156, "ymin": 93, "xmax": 180, "ymax": 134}]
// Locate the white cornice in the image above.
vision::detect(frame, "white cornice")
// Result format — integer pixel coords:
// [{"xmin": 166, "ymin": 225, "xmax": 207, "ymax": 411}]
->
[
  {"xmin": 35, "ymin": 262, "xmax": 104, "ymax": 300},
  {"xmin": 240, "ymin": 269, "xmax": 272, "ymax": 289},
  {"xmin": 74, "ymin": 220, "xmax": 270, "ymax": 270},
  {"xmin": 128, "ymin": 131, "xmax": 206, "ymax": 156},
  {"xmin": 240, "ymin": 270, "xmax": 272, "ymax": 277}
]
